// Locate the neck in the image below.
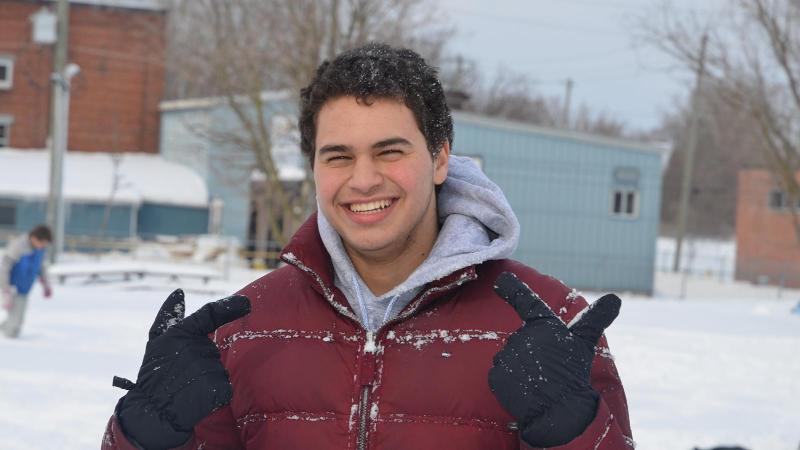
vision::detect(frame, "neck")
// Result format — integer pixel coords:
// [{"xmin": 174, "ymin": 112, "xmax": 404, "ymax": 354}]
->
[{"xmin": 348, "ymin": 246, "xmax": 431, "ymax": 296}]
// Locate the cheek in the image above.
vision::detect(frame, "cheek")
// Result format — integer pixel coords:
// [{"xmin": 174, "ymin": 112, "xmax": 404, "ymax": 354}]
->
[
  {"xmin": 314, "ymin": 170, "xmax": 339, "ymax": 205},
  {"xmin": 395, "ymin": 173, "xmax": 425, "ymax": 195},
  {"xmin": 394, "ymin": 161, "xmax": 434, "ymax": 194}
]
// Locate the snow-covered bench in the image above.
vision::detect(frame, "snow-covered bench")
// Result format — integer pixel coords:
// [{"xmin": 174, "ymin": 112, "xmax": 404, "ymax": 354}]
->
[{"xmin": 50, "ymin": 262, "xmax": 222, "ymax": 285}]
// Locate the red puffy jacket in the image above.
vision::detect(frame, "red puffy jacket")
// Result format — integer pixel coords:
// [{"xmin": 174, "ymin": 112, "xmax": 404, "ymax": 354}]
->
[{"xmin": 103, "ymin": 216, "xmax": 633, "ymax": 449}]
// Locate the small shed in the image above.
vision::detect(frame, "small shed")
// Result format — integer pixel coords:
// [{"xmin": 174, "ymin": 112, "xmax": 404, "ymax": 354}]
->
[
  {"xmin": 452, "ymin": 112, "xmax": 670, "ymax": 294},
  {"xmin": 0, "ymin": 149, "xmax": 210, "ymax": 242}
]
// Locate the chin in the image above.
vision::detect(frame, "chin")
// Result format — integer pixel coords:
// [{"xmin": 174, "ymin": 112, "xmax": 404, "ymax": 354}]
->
[
  {"xmin": 343, "ymin": 235, "xmax": 396, "ymax": 255},
  {"xmin": 346, "ymin": 241, "xmax": 388, "ymax": 254}
]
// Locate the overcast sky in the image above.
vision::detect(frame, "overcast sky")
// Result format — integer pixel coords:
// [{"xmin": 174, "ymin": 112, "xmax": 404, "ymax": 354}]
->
[{"xmin": 438, "ymin": 0, "xmax": 732, "ymax": 132}]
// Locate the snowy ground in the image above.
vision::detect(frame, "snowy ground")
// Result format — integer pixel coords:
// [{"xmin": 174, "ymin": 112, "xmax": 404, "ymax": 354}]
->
[
  {"xmin": 604, "ymin": 272, "xmax": 800, "ymax": 450},
  {"xmin": 1, "ymin": 261, "xmax": 799, "ymax": 449}
]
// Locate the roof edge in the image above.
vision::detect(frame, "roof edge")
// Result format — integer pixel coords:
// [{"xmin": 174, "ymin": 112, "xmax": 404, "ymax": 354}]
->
[
  {"xmin": 452, "ymin": 111, "xmax": 671, "ymax": 156},
  {"xmin": 160, "ymin": 90, "xmax": 293, "ymax": 112},
  {"xmin": 59, "ymin": 0, "xmax": 168, "ymax": 12}
]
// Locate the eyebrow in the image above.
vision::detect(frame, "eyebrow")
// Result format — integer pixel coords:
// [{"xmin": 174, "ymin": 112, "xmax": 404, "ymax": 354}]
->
[
  {"xmin": 317, "ymin": 137, "xmax": 412, "ymax": 155},
  {"xmin": 372, "ymin": 137, "xmax": 412, "ymax": 149},
  {"xmin": 317, "ymin": 144, "xmax": 350, "ymax": 155}
]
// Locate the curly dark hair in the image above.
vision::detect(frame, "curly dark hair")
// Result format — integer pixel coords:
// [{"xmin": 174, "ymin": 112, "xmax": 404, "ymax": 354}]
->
[{"xmin": 299, "ymin": 42, "xmax": 453, "ymax": 166}]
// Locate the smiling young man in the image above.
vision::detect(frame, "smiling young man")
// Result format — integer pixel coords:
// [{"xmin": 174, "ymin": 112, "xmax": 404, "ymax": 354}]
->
[{"xmin": 103, "ymin": 43, "xmax": 633, "ymax": 450}]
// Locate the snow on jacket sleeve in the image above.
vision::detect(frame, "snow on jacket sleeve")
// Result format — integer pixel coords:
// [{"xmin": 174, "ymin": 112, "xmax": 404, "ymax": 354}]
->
[{"xmin": 515, "ymin": 270, "xmax": 633, "ymax": 450}]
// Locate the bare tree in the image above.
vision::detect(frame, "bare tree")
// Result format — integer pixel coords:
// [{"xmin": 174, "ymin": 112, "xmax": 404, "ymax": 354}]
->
[
  {"xmin": 637, "ymin": 0, "xmax": 800, "ymax": 241},
  {"xmin": 572, "ymin": 105, "xmax": 627, "ymax": 138},
  {"xmin": 99, "ymin": 154, "xmax": 125, "ymax": 239},
  {"xmin": 163, "ymin": 0, "xmax": 453, "ymax": 261},
  {"xmin": 476, "ymin": 70, "xmax": 562, "ymax": 128},
  {"xmin": 455, "ymin": 68, "xmax": 629, "ymax": 138},
  {"xmin": 657, "ymin": 85, "xmax": 767, "ymax": 237}
]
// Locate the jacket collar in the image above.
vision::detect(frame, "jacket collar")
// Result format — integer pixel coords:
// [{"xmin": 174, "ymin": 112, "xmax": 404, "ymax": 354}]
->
[
  {"xmin": 281, "ymin": 213, "xmax": 478, "ymax": 325},
  {"xmin": 281, "ymin": 212, "xmax": 336, "ymax": 290}
]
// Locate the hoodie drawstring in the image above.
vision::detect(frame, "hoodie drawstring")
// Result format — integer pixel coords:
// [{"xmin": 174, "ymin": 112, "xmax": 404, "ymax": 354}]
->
[
  {"xmin": 353, "ymin": 273, "xmax": 402, "ymax": 331},
  {"xmin": 382, "ymin": 294, "xmax": 400, "ymax": 325},
  {"xmin": 352, "ymin": 274, "xmax": 372, "ymax": 331}
]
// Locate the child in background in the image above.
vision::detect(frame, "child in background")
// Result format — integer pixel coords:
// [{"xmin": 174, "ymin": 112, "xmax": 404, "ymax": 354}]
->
[{"xmin": 1, "ymin": 224, "xmax": 53, "ymax": 338}]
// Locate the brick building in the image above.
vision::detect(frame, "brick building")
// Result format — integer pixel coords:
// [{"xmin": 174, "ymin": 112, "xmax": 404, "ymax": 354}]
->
[
  {"xmin": 735, "ymin": 169, "xmax": 800, "ymax": 288},
  {"xmin": 0, "ymin": 0, "xmax": 166, "ymax": 152}
]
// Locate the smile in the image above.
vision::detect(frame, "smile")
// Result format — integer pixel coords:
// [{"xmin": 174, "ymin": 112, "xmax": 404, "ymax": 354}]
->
[{"xmin": 348, "ymin": 199, "xmax": 394, "ymax": 213}]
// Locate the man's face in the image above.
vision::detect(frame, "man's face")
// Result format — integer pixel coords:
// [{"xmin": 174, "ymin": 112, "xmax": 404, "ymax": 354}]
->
[
  {"xmin": 30, "ymin": 236, "xmax": 49, "ymax": 250},
  {"xmin": 314, "ymin": 96, "xmax": 449, "ymax": 263}
]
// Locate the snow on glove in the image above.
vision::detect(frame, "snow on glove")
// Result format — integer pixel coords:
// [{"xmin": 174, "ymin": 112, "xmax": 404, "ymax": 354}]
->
[
  {"xmin": 489, "ymin": 272, "xmax": 621, "ymax": 448},
  {"xmin": 114, "ymin": 289, "xmax": 251, "ymax": 450}
]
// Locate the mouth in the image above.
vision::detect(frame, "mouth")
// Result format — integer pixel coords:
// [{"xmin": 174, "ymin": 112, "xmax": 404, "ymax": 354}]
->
[{"xmin": 346, "ymin": 198, "xmax": 395, "ymax": 214}]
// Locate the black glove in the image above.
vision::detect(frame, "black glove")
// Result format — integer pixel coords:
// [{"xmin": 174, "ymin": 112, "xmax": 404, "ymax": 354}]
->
[
  {"xmin": 489, "ymin": 272, "xmax": 621, "ymax": 448},
  {"xmin": 113, "ymin": 289, "xmax": 251, "ymax": 450}
]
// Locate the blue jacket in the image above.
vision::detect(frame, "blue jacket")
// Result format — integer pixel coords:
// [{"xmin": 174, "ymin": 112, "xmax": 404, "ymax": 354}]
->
[{"xmin": 10, "ymin": 247, "xmax": 46, "ymax": 295}]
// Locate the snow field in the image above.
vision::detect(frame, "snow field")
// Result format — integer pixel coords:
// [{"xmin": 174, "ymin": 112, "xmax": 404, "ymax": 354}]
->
[
  {"xmin": 0, "ymin": 267, "xmax": 798, "ymax": 449},
  {"xmin": 605, "ymin": 275, "xmax": 800, "ymax": 449}
]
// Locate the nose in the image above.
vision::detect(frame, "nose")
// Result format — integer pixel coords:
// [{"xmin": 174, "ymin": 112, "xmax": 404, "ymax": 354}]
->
[{"xmin": 348, "ymin": 156, "xmax": 383, "ymax": 194}]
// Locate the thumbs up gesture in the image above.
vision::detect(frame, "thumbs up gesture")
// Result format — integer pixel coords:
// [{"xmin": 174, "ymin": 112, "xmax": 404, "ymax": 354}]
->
[
  {"xmin": 114, "ymin": 289, "xmax": 250, "ymax": 449},
  {"xmin": 488, "ymin": 272, "xmax": 621, "ymax": 448}
]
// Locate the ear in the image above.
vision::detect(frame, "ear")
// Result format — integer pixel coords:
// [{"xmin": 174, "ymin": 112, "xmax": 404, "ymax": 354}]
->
[{"xmin": 433, "ymin": 141, "xmax": 450, "ymax": 185}]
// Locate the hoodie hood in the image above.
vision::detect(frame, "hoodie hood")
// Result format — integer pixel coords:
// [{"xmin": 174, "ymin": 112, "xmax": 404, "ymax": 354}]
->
[{"xmin": 318, "ymin": 154, "xmax": 520, "ymax": 330}]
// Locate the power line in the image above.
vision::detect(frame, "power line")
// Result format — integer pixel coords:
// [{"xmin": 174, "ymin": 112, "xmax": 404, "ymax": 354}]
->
[
  {"xmin": 449, "ymin": 7, "xmax": 627, "ymax": 36},
  {"xmin": 514, "ymin": 46, "xmax": 633, "ymax": 67},
  {"xmin": 558, "ymin": 0, "xmax": 722, "ymax": 15}
]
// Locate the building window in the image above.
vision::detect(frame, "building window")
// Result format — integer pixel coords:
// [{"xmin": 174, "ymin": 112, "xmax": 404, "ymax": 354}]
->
[
  {"xmin": 0, "ymin": 202, "xmax": 15, "ymax": 227},
  {"xmin": 769, "ymin": 190, "xmax": 786, "ymax": 210},
  {"xmin": 0, "ymin": 121, "xmax": 9, "ymax": 147},
  {"xmin": 611, "ymin": 166, "xmax": 640, "ymax": 219},
  {"xmin": 0, "ymin": 57, "xmax": 13, "ymax": 90},
  {"xmin": 612, "ymin": 189, "xmax": 639, "ymax": 218},
  {"xmin": 768, "ymin": 189, "xmax": 800, "ymax": 211}
]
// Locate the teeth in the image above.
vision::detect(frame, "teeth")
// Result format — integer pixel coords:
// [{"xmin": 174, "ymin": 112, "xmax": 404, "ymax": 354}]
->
[{"xmin": 349, "ymin": 199, "xmax": 392, "ymax": 213}]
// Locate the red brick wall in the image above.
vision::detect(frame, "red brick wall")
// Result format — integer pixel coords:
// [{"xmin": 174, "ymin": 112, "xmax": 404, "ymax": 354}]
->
[
  {"xmin": 0, "ymin": 0, "xmax": 165, "ymax": 152},
  {"xmin": 0, "ymin": 1, "xmax": 53, "ymax": 148},
  {"xmin": 735, "ymin": 169, "xmax": 800, "ymax": 287}
]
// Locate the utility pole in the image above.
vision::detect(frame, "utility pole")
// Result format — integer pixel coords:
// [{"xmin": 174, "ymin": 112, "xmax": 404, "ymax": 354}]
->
[
  {"xmin": 562, "ymin": 78, "xmax": 574, "ymax": 128},
  {"xmin": 46, "ymin": 0, "xmax": 74, "ymax": 263},
  {"xmin": 673, "ymin": 34, "xmax": 708, "ymax": 273}
]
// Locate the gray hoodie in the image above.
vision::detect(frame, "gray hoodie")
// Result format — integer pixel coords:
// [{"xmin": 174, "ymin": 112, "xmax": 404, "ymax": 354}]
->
[{"xmin": 318, "ymin": 155, "xmax": 520, "ymax": 332}]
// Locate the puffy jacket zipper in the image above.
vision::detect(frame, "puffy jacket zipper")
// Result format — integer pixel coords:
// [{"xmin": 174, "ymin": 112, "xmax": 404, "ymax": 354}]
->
[
  {"xmin": 356, "ymin": 331, "xmax": 377, "ymax": 450},
  {"xmin": 282, "ymin": 256, "xmax": 478, "ymax": 449},
  {"xmin": 350, "ymin": 274, "xmax": 478, "ymax": 449},
  {"xmin": 356, "ymin": 385, "xmax": 370, "ymax": 450}
]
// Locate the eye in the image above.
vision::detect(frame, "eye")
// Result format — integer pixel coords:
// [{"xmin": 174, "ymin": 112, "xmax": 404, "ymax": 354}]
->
[
  {"xmin": 379, "ymin": 149, "xmax": 404, "ymax": 157},
  {"xmin": 325, "ymin": 154, "xmax": 351, "ymax": 163}
]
